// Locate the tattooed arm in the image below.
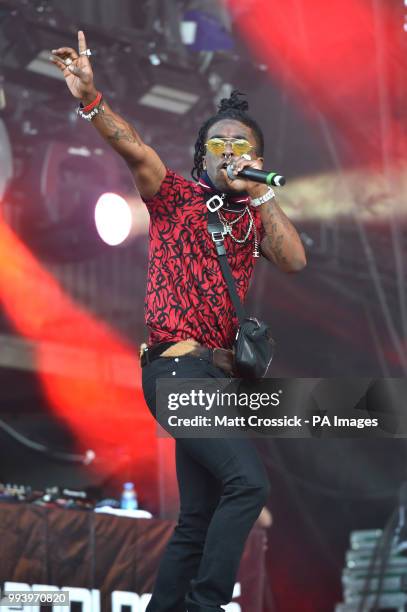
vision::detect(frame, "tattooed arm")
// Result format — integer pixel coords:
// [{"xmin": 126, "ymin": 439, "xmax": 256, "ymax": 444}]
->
[
  {"xmin": 50, "ymin": 31, "xmax": 166, "ymax": 199},
  {"xmin": 219, "ymin": 154, "xmax": 306, "ymax": 273},
  {"xmin": 83, "ymin": 95, "xmax": 166, "ymax": 199},
  {"xmin": 249, "ymin": 184, "xmax": 307, "ymax": 272}
]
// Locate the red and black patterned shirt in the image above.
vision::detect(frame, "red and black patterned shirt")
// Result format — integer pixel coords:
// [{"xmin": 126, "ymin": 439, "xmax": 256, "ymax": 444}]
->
[{"xmin": 142, "ymin": 169, "xmax": 265, "ymax": 349}]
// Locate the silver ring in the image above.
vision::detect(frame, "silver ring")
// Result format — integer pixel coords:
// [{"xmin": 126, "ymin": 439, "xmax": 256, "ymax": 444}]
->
[
  {"xmin": 79, "ymin": 48, "xmax": 92, "ymax": 56},
  {"xmin": 65, "ymin": 57, "xmax": 73, "ymax": 66}
]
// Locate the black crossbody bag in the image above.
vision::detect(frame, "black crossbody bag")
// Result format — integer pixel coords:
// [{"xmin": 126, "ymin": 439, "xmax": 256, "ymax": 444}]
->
[{"xmin": 206, "ymin": 207, "xmax": 275, "ymax": 379}]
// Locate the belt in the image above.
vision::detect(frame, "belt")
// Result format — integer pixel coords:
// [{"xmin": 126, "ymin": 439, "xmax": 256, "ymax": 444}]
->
[{"xmin": 140, "ymin": 341, "xmax": 235, "ymax": 376}]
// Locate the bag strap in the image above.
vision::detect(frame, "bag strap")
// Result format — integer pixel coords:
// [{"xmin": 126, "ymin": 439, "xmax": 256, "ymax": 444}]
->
[{"xmin": 206, "ymin": 207, "xmax": 246, "ymax": 325}]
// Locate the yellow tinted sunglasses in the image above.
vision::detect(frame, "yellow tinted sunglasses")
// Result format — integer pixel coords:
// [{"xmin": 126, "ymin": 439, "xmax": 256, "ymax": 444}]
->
[{"xmin": 204, "ymin": 137, "xmax": 253, "ymax": 157}]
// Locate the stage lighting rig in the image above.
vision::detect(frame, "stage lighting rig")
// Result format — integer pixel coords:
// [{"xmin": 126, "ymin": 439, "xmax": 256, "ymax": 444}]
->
[
  {"xmin": 0, "ymin": 0, "xmax": 246, "ymax": 122},
  {"xmin": 2, "ymin": 136, "xmax": 128, "ymax": 262}
]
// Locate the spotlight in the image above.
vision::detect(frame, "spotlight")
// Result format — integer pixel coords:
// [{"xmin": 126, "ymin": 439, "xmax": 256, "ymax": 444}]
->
[
  {"xmin": 5, "ymin": 140, "xmax": 125, "ymax": 261},
  {"xmin": 94, "ymin": 193, "xmax": 132, "ymax": 246},
  {"xmin": 148, "ymin": 53, "xmax": 161, "ymax": 66}
]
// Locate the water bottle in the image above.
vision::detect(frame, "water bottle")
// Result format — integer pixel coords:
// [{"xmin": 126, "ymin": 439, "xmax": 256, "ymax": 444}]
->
[{"xmin": 120, "ymin": 482, "xmax": 138, "ymax": 510}]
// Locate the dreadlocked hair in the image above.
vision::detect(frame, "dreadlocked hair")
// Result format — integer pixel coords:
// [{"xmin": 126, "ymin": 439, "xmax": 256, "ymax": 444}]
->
[{"xmin": 191, "ymin": 90, "xmax": 264, "ymax": 182}]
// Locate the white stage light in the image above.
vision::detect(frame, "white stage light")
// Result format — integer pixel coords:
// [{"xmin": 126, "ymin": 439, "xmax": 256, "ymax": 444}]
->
[{"xmin": 94, "ymin": 193, "xmax": 132, "ymax": 246}]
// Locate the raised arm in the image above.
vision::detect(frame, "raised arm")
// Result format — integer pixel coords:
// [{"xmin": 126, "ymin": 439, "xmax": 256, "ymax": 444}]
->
[{"xmin": 50, "ymin": 30, "xmax": 166, "ymax": 199}]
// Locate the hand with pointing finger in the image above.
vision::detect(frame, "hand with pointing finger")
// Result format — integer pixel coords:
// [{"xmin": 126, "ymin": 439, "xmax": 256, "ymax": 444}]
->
[{"xmin": 50, "ymin": 30, "xmax": 97, "ymax": 101}]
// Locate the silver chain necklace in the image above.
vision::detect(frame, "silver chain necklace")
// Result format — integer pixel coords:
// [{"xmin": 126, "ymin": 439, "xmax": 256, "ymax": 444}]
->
[{"xmin": 217, "ymin": 203, "xmax": 260, "ymax": 258}]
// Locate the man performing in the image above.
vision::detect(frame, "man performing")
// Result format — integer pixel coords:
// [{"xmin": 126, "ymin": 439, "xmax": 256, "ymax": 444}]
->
[{"xmin": 51, "ymin": 31, "xmax": 306, "ymax": 612}]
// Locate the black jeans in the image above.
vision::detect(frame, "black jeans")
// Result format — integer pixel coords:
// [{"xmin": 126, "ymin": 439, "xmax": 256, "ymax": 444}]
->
[{"xmin": 142, "ymin": 354, "xmax": 270, "ymax": 612}]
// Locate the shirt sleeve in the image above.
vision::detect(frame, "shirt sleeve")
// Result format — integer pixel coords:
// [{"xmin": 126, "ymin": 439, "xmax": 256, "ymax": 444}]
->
[{"xmin": 140, "ymin": 168, "xmax": 180, "ymax": 218}]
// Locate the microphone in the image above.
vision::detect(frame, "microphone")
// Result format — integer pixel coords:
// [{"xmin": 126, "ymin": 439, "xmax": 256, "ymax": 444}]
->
[{"xmin": 227, "ymin": 165, "xmax": 286, "ymax": 186}]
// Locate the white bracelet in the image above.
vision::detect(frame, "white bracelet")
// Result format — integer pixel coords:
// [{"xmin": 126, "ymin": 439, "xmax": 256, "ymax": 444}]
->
[
  {"xmin": 77, "ymin": 104, "xmax": 104, "ymax": 122},
  {"xmin": 250, "ymin": 186, "xmax": 275, "ymax": 207}
]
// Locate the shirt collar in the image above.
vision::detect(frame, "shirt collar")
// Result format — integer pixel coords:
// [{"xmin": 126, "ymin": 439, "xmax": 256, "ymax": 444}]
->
[{"xmin": 197, "ymin": 171, "xmax": 251, "ymax": 208}]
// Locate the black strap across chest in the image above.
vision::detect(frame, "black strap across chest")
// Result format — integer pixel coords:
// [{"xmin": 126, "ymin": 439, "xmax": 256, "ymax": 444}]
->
[{"xmin": 205, "ymin": 201, "xmax": 246, "ymax": 326}]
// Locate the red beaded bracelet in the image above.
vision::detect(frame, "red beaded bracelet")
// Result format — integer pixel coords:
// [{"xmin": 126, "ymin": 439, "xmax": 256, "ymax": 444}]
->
[{"xmin": 82, "ymin": 91, "xmax": 102, "ymax": 113}]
